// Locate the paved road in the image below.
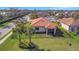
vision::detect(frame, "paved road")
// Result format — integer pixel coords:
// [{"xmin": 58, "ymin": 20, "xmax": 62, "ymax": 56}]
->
[
  {"xmin": 0, "ymin": 23, "xmax": 15, "ymax": 39},
  {"xmin": 0, "ymin": 23, "xmax": 15, "ymax": 45},
  {"xmin": 0, "ymin": 15, "xmax": 29, "ymax": 45}
]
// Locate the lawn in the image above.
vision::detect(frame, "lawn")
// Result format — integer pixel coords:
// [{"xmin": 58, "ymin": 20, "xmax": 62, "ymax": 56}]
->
[
  {"xmin": 0, "ymin": 21, "xmax": 79, "ymax": 51},
  {"xmin": 0, "ymin": 36, "xmax": 23, "ymax": 51},
  {"xmin": 0, "ymin": 33, "xmax": 79, "ymax": 51}
]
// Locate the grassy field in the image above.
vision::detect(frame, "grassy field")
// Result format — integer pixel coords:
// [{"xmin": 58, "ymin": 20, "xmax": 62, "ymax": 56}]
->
[{"xmin": 0, "ymin": 33, "xmax": 79, "ymax": 51}]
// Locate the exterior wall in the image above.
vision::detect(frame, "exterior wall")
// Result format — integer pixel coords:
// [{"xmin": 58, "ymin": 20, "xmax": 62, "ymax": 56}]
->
[
  {"xmin": 60, "ymin": 22, "xmax": 79, "ymax": 34},
  {"xmin": 26, "ymin": 16, "xmax": 30, "ymax": 21},
  {"xmin": 69, "ymin": 26, "xmax": 77, "ymax": 32},
  {"xmin": 60, "ymin": 22, "xmax": 70, "ymax": 31},
  {"xmin": 34, "ymin": 27, "xmax": 46, "ymax": 32},
  {"xmin": 70, "ymin": 26, "xmax": 79, "ymax": 34},
  {"xmin": 76, "ymin": 27, "xmax": 79, "ymax": 34}
]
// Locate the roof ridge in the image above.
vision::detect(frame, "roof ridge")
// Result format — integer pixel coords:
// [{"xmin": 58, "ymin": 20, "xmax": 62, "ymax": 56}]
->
[{"xmin": 31, "ymin": 18, "xmax": 44, "ymax": 25}]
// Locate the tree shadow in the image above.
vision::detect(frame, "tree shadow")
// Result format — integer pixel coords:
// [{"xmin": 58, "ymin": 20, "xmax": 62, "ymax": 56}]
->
[
  {"xmin": 19, "ymin": 42, "xmax": 51, "ymax": 51},
  {"xmin": 27, "ymin": 42, "xmax": 51, "ymax": 51}
]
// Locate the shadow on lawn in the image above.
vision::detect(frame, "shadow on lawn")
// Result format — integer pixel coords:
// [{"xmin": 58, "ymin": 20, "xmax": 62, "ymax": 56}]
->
[
  {"xmin": 19, "ymin": 42, "xmax": 51, "ymax": 51},
  {"xmin": 27, "ymin": 42, "xmax": 51, "ymax": 51}
]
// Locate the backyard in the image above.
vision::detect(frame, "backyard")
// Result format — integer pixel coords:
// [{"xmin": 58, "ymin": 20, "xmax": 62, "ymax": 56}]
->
[
  {"xmin": 0, "ymin": 32, "xmax": 79, "ymax": 51},
  {"xmin": 0, "ymin": 21, "xmax": 79, "ymax": 51}
]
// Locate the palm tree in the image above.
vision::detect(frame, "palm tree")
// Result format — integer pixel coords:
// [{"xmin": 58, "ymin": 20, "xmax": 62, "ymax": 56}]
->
[
  {"xmin": 24, "ymin": 21, "xmax": 32, "ymax": 43},
  {"xmin": 13, "ymin": 18, "xmax": 32, "ymax": 48},
  {"xmin": 14, "ymin": 19, "xmax": 24, "ymax": 44},
  {"xmin": 16, "ymin": 22, "xmax": 21, "ymax": 43}
]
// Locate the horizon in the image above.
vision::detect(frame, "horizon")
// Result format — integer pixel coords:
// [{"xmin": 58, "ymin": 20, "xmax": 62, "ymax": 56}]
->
[{"xmin": 0, "ymin": 7, "xmax": 79, "ymax": 10}]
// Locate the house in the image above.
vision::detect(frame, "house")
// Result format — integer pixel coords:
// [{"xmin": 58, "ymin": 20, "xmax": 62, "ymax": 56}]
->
[
  {"xmin": 45, "ymin": 16, "xmax": 57, "ymax": 22},
  {"xmin": 31, "ymin": 17, "xmax": 57, "ymax": 35},
  {"xmin": 36, "ymin": 11, "xmax": 50, "ymax": 17},
  {"xmin": 0, "ymin": 11, "xmax": 8, "ymax": 16},
  {"xmin": 59, "ymin": 18, "xmax": 79, "ymax": 34}
]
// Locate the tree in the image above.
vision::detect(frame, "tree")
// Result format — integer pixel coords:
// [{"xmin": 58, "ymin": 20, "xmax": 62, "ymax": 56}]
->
[
  {"xmin": 16, "ymin": 21, "xmax": 22, "ymax": 43},
  {"xmin": 24, "ymin": 21, "xmax": 32, "ymax": 43},
  {"xmin": 0, "ymin": 15, "xmax": 4, "ymax": 20},
  {"xmin": 30, "ymin": 11, "xmax": 39, "ymax": 19},
  {"xmin": 13, "ymin": 17, "xmax": 33, "ymax": 48},
  {"xmin": 13, "ymin": 18, "xmax": 25, "ymax": 44},
  {"xmin": 73, "ymin": 14, "xmax": 79, "ymax": 19}
]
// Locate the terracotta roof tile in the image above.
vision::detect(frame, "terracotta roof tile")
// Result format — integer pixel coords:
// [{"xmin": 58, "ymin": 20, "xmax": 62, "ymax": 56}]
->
[
  {"xmin": 31, "ymin": 17, "xmax": 56, "ymax": 29},
  {"xmin": 59, "ymin": 18, "xmax": 79, "ymax": 26}
]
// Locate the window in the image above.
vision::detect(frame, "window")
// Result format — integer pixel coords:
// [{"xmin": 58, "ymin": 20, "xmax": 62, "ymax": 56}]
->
[
  {"xmin": 71, "ymin": 27, "xmax": 75, "ymax": 32},
  {"xmin": 35, "ymin": 27, "xmax": 39, "ymax": 30},
  {"xmin": 77, "ymin": 27, "xmax": 79, "ymax": 30}
]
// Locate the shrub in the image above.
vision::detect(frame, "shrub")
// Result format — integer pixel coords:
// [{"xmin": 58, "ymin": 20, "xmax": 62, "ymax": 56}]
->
[
  {"xmin": 19, "ymin": 41, "xmax": 38, "ymax": 50},
  {"xmin": 19, "ymin": 41, "xmax": 29, "ymax": 49},
  {"xmin": 28, "ymin": 42, "xmax": 38, "ymax": 49}
]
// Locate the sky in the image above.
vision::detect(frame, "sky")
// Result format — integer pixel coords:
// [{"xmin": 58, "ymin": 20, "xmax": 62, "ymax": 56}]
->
[
  {"xmin": 0, "ymin": 7, "xmax": 79, "ymax": 10},
  {"xmin": 0, "ymin": 0, "xmax": 79, "ymax": 10},
  {"xmin": 0, "ymin": 0, "xmax": 79, "ymax": 7}
]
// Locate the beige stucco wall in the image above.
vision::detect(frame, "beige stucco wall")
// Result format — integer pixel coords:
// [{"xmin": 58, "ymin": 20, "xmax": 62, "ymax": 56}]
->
[
  {"xmin": 60, "ymin": 23, "xmax": 69, "ymax": 31},
  {"xmin": 60, "ymin": 22, "xmax": 78, "ymax": 33},
  {"xmin": 34, "ymin": 27, "xmax": 46, "ymax": 32}
]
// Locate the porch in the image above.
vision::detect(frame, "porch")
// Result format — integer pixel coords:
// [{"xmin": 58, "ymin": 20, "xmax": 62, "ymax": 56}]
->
[{"xmin": 32, "ymin": 27, "xmax": 56, "ymax": 35}]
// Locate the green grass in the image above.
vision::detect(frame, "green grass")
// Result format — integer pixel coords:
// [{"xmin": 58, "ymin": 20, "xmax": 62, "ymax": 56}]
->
[
  {"xmin": 31, "ymin": 34, "xmax": 79, "ymax": 51},
  {"xmin": 0, "ymin": 36, "xmax": 22, "ymax": 51},
  {"xmin": 0, "ymin": 33, "xmax": 79, "ymax": 51},
  {"xmin": 58, "ymin": 26, "xmax": 79, "ymax": 42},
  {"xmin": 0, "ymin": 22, "xmax": 79, "ymax": 51},
  {"xmin": 0, "ymin": 33, "xmax": 29, "ymax": 51}
]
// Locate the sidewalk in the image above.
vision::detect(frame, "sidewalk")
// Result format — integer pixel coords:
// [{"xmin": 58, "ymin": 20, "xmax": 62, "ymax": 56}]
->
[
  {"xmin": 0, "ymin": 23, "xmax": 15, "ymax": 45},
  {"xmin": 0, "ymin": 32, "xmax": 12, "ymax": 45}
]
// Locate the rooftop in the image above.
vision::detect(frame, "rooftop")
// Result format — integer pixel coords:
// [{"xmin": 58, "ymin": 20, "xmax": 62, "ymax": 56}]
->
[
  {"xmin": 31, "ymin": 17, "xmax": 56, "ymax": 29},
  {"xmin": 59, "ymin": 18, "xmax": 79, "ymax": 26}
]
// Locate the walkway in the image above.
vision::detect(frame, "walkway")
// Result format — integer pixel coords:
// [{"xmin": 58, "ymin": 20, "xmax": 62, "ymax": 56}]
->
[
  {"xmin": 0, "ymin": 23, "xmax": 15, "ymax": 45},
  {"xmin": 0, "ymin": 32, "xmax": 12, "ymax": 45}
]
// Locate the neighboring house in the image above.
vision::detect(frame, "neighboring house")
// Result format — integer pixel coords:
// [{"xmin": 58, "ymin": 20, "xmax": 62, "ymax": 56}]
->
[
  {"xmin": 25, "ymin": 14, "xmax": 31, "ymax": 21},
  {"xmin": 31, "ymin": 17, "xmax": 57, "ymax": 35},
  {"xmin": 36, "ymin": 12, "xmax": 50, "ymax": 17},
  {"xmin": 59, "ymin": 18, "xmax": 79, "ymax": 34},
  {"xmin": 0, "ymin": 11, "xmax": 8, "ymax": 16},
  {"xmin": 45, "ymin": 16, "xmax": 57, "ymax": 22},
  {"xmin": 17, "ymin": 16, "xmax": 27, "ymax": 23}
]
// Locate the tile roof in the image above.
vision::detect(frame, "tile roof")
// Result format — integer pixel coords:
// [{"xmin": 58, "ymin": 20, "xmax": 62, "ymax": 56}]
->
[
  {"xmin": 59, "ymin": 18, "xmax": 79, "ymax": 26},
  {"xmin": 31, "ymin": 17, "xmax": 56, "ymax": 29}
]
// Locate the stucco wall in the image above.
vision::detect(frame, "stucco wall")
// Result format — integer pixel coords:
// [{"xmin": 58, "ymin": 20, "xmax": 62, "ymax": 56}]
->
[
  {"xmin": 34, "ymin": 27, "xmax": 46, "ymax": 32},
  {"xmin": 69, "ymin": 26, "xmax": 77, "ymax": 32},
  {"xmin": 60, "ymin": 23, "xmax": 69, "ymax": 31}
]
